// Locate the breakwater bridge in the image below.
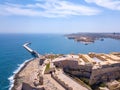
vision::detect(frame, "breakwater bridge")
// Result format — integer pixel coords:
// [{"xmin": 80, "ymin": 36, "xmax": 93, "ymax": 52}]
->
[{"xmin": 23, "ymin": 43, "xmax": 40, "ymax": 58}]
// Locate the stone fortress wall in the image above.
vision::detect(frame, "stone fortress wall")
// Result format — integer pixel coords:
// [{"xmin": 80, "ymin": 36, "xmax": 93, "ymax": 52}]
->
[
  {"xmin": 51, "ymin": 72, "xmax": 73, "ymax": 90},
  {"xmin": 53, "ymin": 53, "xmax": 120, "ymax": 85},
  {"xmin": 90, "ymin": 63, "xmax": 120, "ymax": 85}
]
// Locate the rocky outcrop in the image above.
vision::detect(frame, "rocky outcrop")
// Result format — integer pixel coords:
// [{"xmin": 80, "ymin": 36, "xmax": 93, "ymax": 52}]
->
[{"xmin": 12, "ymin": 58, "xmax": 43, "ymax": 90}]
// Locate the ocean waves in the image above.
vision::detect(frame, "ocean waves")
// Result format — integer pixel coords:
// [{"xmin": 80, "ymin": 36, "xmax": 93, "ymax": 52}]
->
[{"xmin": 8, "ymin": 58, "xmax": 33, "ymax": 90}]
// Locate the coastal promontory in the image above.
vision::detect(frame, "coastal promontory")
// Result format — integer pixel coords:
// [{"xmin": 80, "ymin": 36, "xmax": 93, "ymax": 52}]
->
[
  {"xmin": 11, "ymin": 43, "xmax": 120, "ymax": 90},
  {"xmin": 66, "ymin": 33, "xmax": 120, "ymax": 44}
]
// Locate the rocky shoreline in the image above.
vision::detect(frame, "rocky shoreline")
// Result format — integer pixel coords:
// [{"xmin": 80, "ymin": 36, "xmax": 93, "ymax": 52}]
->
[
  {"xmin": 11, "ymin": 58, "xmax": 45, "ymax": 90},
  {"xmin": 11, "ymin": 59, "xmax": 33, "ymax": 90},
  {"xmin": 66, "ymin": 33, "xmax": 120, "ymax": 44}
]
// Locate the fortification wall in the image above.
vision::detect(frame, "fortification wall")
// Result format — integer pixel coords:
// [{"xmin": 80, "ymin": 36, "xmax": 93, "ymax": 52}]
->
[
  {"xmin": 89, "ymin": 63, "xmax": 120, "ymax": 85},
  {"xmin": 51, "ymin": 73, "xmax": 73, "ymax": 90},
  {"xmin": 64, "ymin": 65, "xmax": 92, "ymax": 78},
  {"xmin": 54, "ymin": 60, "xmax": 78, "ymax": 69}
]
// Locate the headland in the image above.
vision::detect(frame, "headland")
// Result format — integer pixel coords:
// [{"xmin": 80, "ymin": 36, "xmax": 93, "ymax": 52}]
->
[
  {"xmin": 11, "ymin": 43, "xmax": 120, "ymax": 90},
  {"xmin": 66, "ymin": 33, "xmax": 120, "ymax": 44}
]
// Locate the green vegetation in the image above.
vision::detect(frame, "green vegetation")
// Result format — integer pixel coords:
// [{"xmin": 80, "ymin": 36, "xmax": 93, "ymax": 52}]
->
[
  {"xmin": 91, "ymin": 82, "xmax": 106, "ymax": 90},
  {"xmin": 117, "ymin": 79, "xmax": 120, "ymax": 82},
  {"xmin": 80, "ymin": 77, "xmax": 89, "ymax": 85},
  {"xmin": 45, "ymin": 63, "xmax": 50, "ymax": 72},
  {"xmin": 74, "ymin": 77, "xmax": 92, "ymax": 90},
  {"xmin": 99, "ymin": 83, "xmax": 106, "ymax": 87}
]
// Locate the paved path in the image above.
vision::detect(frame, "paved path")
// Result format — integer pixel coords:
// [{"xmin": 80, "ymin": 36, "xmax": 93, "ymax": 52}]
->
[
  {"xmin": 56, "ymin": 70, "xmax": 88, "ymax": 90},
  {"xmin": 44, "ymin": 74, "xmax": 65, "ymax": 90}
]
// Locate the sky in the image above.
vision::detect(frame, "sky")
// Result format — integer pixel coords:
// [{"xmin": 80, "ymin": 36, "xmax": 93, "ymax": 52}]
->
[{"xmin": 0, "ymin": 0, "xmax": 120, "ymax": 34}]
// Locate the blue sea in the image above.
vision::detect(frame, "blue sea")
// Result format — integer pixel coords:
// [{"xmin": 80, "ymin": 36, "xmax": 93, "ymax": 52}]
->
[{"xmin": 0, "ymin": 34, "xmax": 120, "ymax": 90}]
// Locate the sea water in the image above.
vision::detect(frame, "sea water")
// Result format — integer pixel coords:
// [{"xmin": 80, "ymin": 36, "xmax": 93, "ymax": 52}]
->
[{"xmin": 0, "ymin": 34, "xmax": 120, "ymax": 90}]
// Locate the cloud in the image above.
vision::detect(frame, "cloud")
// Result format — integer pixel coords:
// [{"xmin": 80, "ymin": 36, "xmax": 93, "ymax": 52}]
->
[
  {"xmin": 85, "ymin": 0, "xmax": 120, "ymax": 10},
  {"xmin": 0, "ymin": 0, "xmax": 100, "ymax": 17}
]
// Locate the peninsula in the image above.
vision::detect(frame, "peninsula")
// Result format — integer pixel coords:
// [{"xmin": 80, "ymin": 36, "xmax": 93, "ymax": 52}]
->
[
  {"xmin": 11, "ymin": 43, "xmax": 120, "ymax": 90},
  {"xmin": 66, "ymin": 33, "xmax": 120, "ymax": 44}
]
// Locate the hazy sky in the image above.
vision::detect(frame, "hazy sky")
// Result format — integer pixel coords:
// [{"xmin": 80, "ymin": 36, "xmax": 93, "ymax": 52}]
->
[{"xmin": 0, "ymin": 0, "xmax": 120, "ymax": 34}]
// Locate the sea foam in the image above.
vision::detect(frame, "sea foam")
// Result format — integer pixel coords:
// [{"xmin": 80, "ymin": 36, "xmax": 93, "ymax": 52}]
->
[{"xmin": 8, "ymin": 58, "xmax": 33, "ymax": 90}]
